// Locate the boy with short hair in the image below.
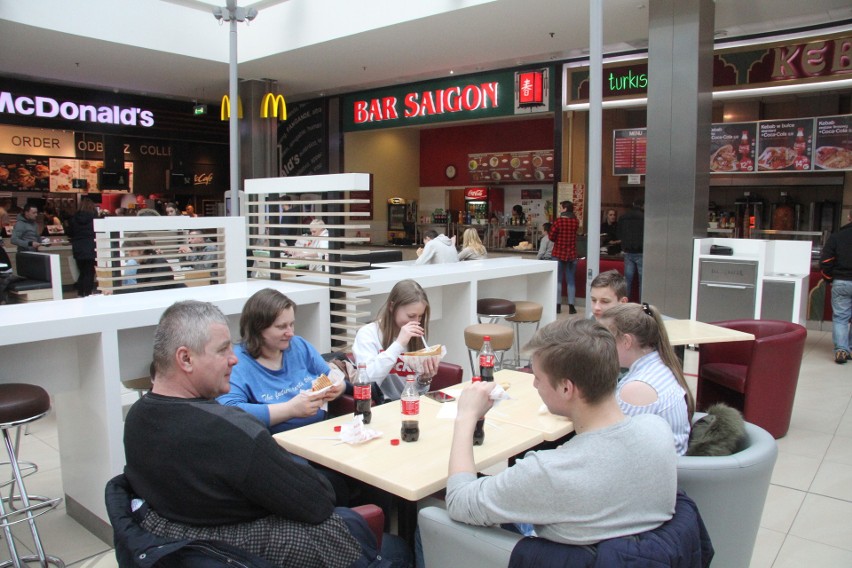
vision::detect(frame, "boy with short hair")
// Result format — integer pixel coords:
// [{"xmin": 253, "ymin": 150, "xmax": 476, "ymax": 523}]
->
[{"xmin": 589, "ymin": 269, "xmax": 629, "ymax": 320}]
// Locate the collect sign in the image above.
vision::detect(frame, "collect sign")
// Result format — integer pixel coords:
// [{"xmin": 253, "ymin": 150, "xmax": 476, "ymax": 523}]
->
[{"xmin": 343, "ymin": 67, "xmax": 553, "ymax": 132}]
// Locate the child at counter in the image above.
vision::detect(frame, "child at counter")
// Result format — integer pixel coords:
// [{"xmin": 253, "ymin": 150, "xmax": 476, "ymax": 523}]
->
[
  {"xmin": 352, "ymin": 279, "xmax": 439, "ymax": 401},
  {"xmin": 597, "ymin": 302, "xmax": 693, "ymax": 455}
]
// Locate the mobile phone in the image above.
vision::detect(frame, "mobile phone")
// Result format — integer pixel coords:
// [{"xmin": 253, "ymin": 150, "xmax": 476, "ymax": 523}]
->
[{"xmin": 425, "ymin": 391, "xmax": 455, "ymax": 403}]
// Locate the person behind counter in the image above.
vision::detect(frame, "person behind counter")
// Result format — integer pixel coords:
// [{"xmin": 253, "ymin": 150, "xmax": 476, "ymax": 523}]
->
[
  {"xmin": 506, "ymin": 205, "xmax": 527, "ymax": 248},
  {"xmin": 352, "ymin": 279, "xmax": 438, "ymax": 401},
  {"xmin": 66, "ymin": 197, "xmax": 97, "ymax": 297},
  {"xmin": 10, "ymin": 203, "xmax": 41, "ymax": 252},
  {"xmin": 536, "ymin": 222, "xmax": 553, "ymax": 260},
  {"xmin": 458, "ymin": 228, "xmax": 487, "ymax": 261},
  {"xmin": 415, "ymin": 229, "xmax": 458, "ymax": 265},
  {"xmin": 597, "ymin": 302, "xmax": 693, "ymax": 455},
  {"xmin": 217, "ymin": 288, "xmax": 344, "ymax": 434},
  {"xmin": 601, "ymin": 209, "xmax": 620, "ymax": 254}
]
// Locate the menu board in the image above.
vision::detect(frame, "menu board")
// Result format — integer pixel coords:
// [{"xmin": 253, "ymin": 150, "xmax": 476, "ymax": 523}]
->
[
  {"xmin": 0, "ymin": 155, "xmax": 133, "ymax": 192},
  {"xmin": 709, "ymin": 122, "xmax": 756, "ymax": 173},
  {"xmin": 756, "ymin": 118, "xmax": 814, "ymax": 172},
  {"xmin": 468, "ymin": 150, "xmax": 554, "ymax": 183},
  {"xmin": 813, "ymin": 115, "xmax": 852, "ymax": 171},
  {"xmin": 612, "ymin": 129, "xmax": 647, "ymax": 175},
  {"xmin": 0, "ymin": 156, "xmax": 50, "ymax": 191},
  {"xmin": 47, "ymin": 158, "xmax": 133, "ymax": 192}
]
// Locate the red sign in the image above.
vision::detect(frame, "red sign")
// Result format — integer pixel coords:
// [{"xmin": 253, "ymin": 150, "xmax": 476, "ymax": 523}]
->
[
  {"xmin": 518, "ymin": 72, "xmax": 544, "ymax": 105},
  {"xmin": 352, "ymin": 82, "xmax": 499, "ymax": 124},
  {"xmin": 465, "ymin": 187, "xmax": 488, "ymax": 200}
]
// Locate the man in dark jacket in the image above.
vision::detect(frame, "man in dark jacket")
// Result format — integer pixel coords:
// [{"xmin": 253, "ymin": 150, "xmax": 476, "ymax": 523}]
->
[
  {"xmin": 66, "ymin": 197, "xmax": 97, "ymax": 296},
  {"xmin": 820, "ymin": 211, "xmax": 852, "ymax": 364},
  {"xmin": 617, "ymin": 200, "xmax": 644, "ymax": 301}
]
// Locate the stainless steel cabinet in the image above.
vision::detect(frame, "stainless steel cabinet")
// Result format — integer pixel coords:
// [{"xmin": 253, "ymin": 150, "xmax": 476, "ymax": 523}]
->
[{"xmin": 696, "ymin": 259, "xmax": 759, "ymax": 322}]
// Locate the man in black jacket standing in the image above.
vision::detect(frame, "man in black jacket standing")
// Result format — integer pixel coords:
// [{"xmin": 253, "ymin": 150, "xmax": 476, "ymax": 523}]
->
[
  {"xmin": 617, "ymin": 200, "xmax": 644, "ymax": 302},
  {"xmin": 821, "ymin": 211, "xmax": 852, "ymax": 364}
]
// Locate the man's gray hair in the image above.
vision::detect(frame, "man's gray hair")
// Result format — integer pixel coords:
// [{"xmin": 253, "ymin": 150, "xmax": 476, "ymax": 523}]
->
[{"xmin": 153, "ymin": 301, "xmax": 229, "ymax": 375}]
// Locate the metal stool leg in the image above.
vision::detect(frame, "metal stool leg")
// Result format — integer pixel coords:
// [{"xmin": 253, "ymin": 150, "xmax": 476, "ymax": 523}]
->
[{"xmin": 0, "ymin": 428, "xmax": 64, "ymax": 568}]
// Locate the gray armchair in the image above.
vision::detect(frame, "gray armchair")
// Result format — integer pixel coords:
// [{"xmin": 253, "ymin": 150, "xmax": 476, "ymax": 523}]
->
[{"xmin": 677, "ymin": 417, "xmax": 777, "ymax": 568}]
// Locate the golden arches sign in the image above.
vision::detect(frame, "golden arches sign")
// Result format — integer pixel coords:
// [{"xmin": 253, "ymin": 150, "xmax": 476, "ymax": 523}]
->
[
  {"xmin": 260, "ymin": 93, "xmax": 287, "ymax": 120},
  {"xmin": 220, "ymin": 95, "xmax": 243, "ymax": 121}
]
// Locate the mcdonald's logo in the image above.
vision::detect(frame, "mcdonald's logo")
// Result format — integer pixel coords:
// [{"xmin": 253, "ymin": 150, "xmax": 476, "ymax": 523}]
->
[
  {"xmin": 220, "ymin": 95, "xmax": 243, "ymax": 121},
  {"xmin": 260, "ymin": 93, "xmax": 287, "ymax": 120}
]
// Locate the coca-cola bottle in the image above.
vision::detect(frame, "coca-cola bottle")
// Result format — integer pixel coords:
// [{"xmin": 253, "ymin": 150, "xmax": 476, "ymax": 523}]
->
[
  {"xmin": 353, "ymin": 362, "xmax": 371, "ymax": 424},
  {"xmin": 738, "ymin": 131, "xmax": 753, "ymax": 172},
  {"xmin": 479, "ymin": 336, "xmax": 495, "ymax": 382},
  {"xmin": 472, "ymin": 376, "xmax": 485, "ymax": 446},
  {"xmin": 400, "ymin": 377, "xmax": 420, "ymax": 442}
]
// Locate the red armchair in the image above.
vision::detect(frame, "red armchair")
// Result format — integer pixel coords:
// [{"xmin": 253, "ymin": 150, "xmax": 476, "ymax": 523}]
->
[
  {"xmin": 329, "ymin": 361, "xmax": 464, "ymax": 416},
  {"xmin": 697, "ymin": 319, "xmax": 807, "ymax": 439}
]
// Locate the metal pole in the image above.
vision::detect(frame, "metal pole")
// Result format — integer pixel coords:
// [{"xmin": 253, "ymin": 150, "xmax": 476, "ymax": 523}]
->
[
  {"xmin": 585, "ymin": 0, "xmax": 603, "ymax": 304},
  {"xmin": 229, "ymin": 2, "xmax": 240, "ymax": 217}
]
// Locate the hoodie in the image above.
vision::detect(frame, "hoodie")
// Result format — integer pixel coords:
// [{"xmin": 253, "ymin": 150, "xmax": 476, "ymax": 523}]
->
[{"xmin": 415, "ymin": 234, "xmax": 459, "ymax": 265}]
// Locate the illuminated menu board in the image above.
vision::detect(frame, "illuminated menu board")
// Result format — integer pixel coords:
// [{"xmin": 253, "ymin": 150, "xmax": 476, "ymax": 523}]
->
[
  {"xmin": 813, "ymin": 115, "xmax": 852, "ymax": 171},
  {"xmin": 612, "ymin": 129, "xmax": 647, "ymax": 175},
  {"xmin": 756, "ymin": 118, "xmax": 814, "ymax": 172}
]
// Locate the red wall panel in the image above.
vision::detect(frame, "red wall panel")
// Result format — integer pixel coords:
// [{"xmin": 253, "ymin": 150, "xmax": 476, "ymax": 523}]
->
[{"xmin": 420, "ymin": 118, "xmax": 553, "ymax": 187}]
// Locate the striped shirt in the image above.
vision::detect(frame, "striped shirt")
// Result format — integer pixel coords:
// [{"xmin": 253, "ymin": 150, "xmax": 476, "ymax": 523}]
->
[{"xmin": 617, "ymin": 350, "xmax": 690, "ymax": 455}]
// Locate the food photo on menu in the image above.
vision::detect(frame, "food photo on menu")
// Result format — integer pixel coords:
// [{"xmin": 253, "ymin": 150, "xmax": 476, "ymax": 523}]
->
[
  {"xmin": 709, "ymin": 123, "xmax": 756, "ymax": 173},
  {"xmin": 0, "ymin": 157, "xmax": 50, "ymax": 191},
  {"xmin": 814, "ymin": 115, "xmax": 852, "ymax": 171},
  {"xmin": 757, "ymin": 118, "xmax": 813, "ymax": 172}
]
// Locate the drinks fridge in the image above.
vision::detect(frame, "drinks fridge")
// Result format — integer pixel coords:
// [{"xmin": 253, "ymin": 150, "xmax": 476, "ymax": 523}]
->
[{"xmin": 387, "ymin": 197, "xmax": 415, "ymax": 245}]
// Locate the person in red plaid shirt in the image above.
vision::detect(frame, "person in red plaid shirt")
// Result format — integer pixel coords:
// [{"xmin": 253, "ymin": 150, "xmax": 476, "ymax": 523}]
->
[{"xmin": 550, "ymin": 201, "xmax": 580, "ymax": 314}]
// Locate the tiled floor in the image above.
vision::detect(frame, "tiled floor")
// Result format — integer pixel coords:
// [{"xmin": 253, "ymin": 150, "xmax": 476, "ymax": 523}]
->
[{"xmin": 2, "ymin": 312, "xmax": 852, "ymax": 566}]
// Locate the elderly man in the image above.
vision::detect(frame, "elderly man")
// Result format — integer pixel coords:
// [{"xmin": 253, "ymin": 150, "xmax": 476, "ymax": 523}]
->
[{"xmin": 123, "ymin": 300, "xmax": 403, "ymax": 566}]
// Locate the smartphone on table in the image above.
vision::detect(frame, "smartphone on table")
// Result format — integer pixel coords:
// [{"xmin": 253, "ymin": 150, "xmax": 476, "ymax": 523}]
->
[{"xmin": 425, "ymin": 391, "xmax": 455, "ymax": 403}]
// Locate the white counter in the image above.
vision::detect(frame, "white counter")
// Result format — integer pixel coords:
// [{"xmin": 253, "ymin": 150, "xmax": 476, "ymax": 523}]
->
[{"xmin": 0, "ymin": 280, "xmax": 330, "ymax": 543}]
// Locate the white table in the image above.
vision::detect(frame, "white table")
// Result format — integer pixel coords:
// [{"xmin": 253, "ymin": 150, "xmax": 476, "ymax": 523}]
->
[{"xmin": 0, "ymin": 280, "xmax": 330, "ymax": 543}]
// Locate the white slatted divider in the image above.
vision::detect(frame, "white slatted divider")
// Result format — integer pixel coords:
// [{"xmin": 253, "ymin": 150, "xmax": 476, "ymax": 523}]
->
[{"xmin": 244, "ymin": 174, "xmax": 374, "ymax": 349}]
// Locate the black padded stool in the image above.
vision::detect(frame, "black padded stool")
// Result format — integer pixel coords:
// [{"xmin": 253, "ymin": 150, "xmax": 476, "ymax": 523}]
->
[
  {"xmin": 0, "ymin": 383, "xmax": 65, "ymax": 567},
  {"xmin": 476, "ymin": 298, "xmax": 516, "ymax": 324}
]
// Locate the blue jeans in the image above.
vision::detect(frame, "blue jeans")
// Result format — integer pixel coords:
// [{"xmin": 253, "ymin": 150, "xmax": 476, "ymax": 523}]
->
[
  {"xmin": 556, "ymin": 259, "xmax": 577, "ymax": 305},
  {"xmin": 831, "ymin": 279, "xmax": 852, "ymax": 354},
  {"xmin": 623, "ymin": 252, "xmax": 643, "ymax": 301}
]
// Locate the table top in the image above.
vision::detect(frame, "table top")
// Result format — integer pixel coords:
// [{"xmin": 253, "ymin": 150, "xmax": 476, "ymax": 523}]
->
[
  {"xmin": 663, "ymin": 319, "xmax": 755, "ymax": 346},
  {"xmin": 274, "ymin": 398, "xmax": 544, "ymax": 501},
  {"xmin": 441, "ymin": 370, "xmax": 574, "ymax": 442}
]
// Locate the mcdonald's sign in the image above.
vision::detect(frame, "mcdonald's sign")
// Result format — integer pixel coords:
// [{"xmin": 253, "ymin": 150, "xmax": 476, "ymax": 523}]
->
[
  {"xmin": 260, "ymin": 93, "xmax": 287, "ymax": 120},
  {"xmin": 220, "ymin": 95, "xmax": 243, "ymax": 121}
]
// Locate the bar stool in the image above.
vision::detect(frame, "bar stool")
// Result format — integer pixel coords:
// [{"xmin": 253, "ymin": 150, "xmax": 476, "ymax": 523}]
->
[
  {"xmin": 463, "ymin": 324, "xmax": 514, "ymax": 376},
  {"xmin": 122, "ymin": 376, "xmax": 153, "ymax": 400},
  {"xmin": 505, "ymin": 301, "xmax": 543, "ymax": 369},
  {"xmin": 0, "ymin": 383, "xmax": 65, "ymax": 567},
  {"xmin": 476, "ymin": 298, "xmax": 516, "ymax": 324}
]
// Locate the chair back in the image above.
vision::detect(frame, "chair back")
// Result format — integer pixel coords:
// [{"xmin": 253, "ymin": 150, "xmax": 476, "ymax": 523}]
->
[{"xmin": 677, "ymin": 418, "xmax": 777, "ymax": 568}]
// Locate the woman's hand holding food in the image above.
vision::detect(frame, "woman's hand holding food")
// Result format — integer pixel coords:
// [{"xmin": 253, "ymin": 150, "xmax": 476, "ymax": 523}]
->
[{"xmin": 286, "ymin": 391, "xmax": 326, "ymax": 418}]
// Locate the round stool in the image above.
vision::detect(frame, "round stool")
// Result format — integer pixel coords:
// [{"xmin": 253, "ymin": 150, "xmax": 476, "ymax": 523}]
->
[
  {"xmin": 0, "ymin": 384, "xmax": 65, "ymax": 568},
  {"xmin": 506, "ymin": 301, "xmax": 543, "ymax": 369},
  {"xmin": 476, "ymin": 298, "xmax": 516, "ymax": 324},
  {"xmin": 463, "ymin": 324, "xmax": 514, "ymax": 376},
  {"xmin": 122, "ymin": 375, "xmax": 154, "ymax": 399}
]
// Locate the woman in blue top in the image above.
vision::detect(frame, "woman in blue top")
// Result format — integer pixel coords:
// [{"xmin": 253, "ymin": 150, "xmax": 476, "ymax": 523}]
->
[
  {"xmin": 598, "ymin": 302, "xmax": 694, "ymax": 455},
  {"xmin": 218, "ymin": 288, "xmax": 345, "ymax": 433}
]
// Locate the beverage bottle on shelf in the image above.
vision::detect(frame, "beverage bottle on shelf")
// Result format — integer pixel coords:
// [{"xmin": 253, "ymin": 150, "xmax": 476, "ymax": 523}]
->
[
  {"xmin": 353, "ymin": 362, "xmax": 372, "ymax": 425},
  {"xmin": 400, "ymin": 377, "xmax": 420, "ymax": 442},
  {"xmin": 479, "ymin": 336, "xmax": 495, "ymax": 382},
  {"xmin": 472, "ymin": 375, "xmax": 485, "ymax": 446}
]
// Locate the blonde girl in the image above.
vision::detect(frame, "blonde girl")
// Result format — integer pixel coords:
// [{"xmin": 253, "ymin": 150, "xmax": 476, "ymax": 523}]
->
[{"xmin": 457, "ymin": 228, "xmax": 487, "ymax": 261}]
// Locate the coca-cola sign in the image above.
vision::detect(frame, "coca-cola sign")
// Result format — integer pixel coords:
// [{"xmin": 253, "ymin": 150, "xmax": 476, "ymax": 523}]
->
[{"xmin": 465, "ymin": 187, "xmax": 488, "ymax": 200}]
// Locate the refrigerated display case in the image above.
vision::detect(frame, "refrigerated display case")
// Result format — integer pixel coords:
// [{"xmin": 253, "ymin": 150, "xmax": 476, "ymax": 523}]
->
[{"xmin": 387, "ymin": 197, "xmax": 416, "ymax": 244}]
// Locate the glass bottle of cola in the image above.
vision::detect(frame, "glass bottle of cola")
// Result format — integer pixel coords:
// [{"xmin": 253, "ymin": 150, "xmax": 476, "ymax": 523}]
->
[
  {"xmin": 400, "ymin": 377, "xmax": 420, "ymax": 442},
  {"xmin": 353, "ymin": 362, "xmax": 371, "ymax": 424},
  {"xmin": 479, "ymin": 336, "xmax": 496, "ymax": 382},
  {"xmin": 472, "ymin": 375, "xmax": 485, "ymax": 446}
]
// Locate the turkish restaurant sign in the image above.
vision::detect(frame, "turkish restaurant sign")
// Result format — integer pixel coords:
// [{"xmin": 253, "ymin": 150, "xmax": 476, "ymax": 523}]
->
[
  {"xmin": 568, "ymin": 32, "xmax": 852, "ymax": 103},
  {"xmin": 343, "ymin": 67, "xmax": 553, "ymax": 131}
]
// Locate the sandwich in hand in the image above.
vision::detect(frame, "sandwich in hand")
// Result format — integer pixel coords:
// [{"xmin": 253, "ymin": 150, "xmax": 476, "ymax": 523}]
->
[
  {"xmin": 311, "ymin": 373, "xmax": 333, "ymax": 392},
  {"xmin": 403, "ymin": 344, "xmax": 442, "ymax": 357}
]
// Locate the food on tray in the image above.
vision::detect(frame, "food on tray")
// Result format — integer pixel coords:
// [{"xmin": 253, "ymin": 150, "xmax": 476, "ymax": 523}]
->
[
  {"xmin": 311, "ymin": 373, "xmax": 333, "ymax": 392},
  {"xmin": 403, "ymin": 344, "xmax": 442, "ymax": 357},
  {"xmin": 757, "ymin": 146, "xmax": 795, "ymax": 170},
  {"xmin": 815, "ymin": 146, "xmax": 852, "ymax": 170},
  {"xmin": 710, "ymin": 144, "xmax": 737, "ymax": 172}
]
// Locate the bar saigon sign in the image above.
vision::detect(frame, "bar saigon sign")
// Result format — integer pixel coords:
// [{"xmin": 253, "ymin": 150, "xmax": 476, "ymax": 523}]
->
[{"xmin": 343, "ymin": 67, "xmax": 554, "ymax": 132}]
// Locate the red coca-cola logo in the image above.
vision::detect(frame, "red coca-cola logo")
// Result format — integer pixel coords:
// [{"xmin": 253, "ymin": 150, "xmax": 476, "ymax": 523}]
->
[{"xmin": 465, "ymin": 187, "xmax": 487, "ymax": 200}]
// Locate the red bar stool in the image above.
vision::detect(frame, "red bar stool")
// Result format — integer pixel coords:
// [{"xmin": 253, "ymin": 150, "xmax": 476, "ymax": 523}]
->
[{"xmin": 0, "ymin": 383, "xmax": 65, "ymax": 568}]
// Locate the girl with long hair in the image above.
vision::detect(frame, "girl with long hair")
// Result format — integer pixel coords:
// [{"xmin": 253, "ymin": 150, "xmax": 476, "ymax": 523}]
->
[
  {"xmin": 352, "ymin": 279, "xmax": 438, "ymax": 401},
  {"xmin": 598, "ymin": 302, "xmax": 694, "ymax": 454},
  {"xmin": 458, "ymin": 228, "xmax": 487, "ymax": 261}
]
